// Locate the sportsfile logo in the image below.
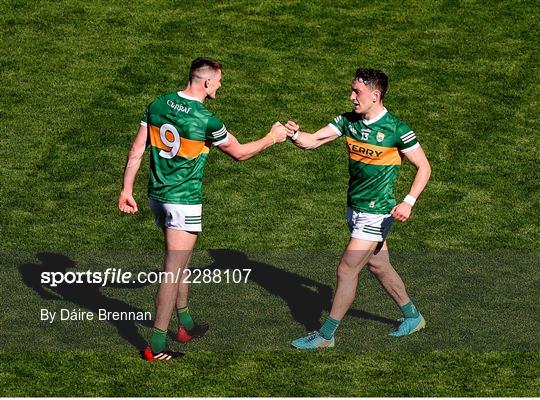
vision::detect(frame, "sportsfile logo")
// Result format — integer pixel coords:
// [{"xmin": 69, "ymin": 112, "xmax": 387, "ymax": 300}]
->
[{"xmin": 40, "ymin": 268, "xmax": 252, "ymax": 287}]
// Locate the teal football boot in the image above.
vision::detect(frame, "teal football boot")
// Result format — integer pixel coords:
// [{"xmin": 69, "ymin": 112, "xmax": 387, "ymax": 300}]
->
[
  {"xmin": 389, "ymin": 313, "xmax": 426, "ymax": 337},
  {"xmin": 291, "ymin": 331, "xmax": 335, "ymax": 349}
]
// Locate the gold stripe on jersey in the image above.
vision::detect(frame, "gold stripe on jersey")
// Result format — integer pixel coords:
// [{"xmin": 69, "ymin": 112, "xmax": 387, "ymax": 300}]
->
[
  {"xmin": 346, "ymin": 137, "xmax": 402, "ymax": 166},
  {"xmin": 149, "ymin": 124, "xmax": 210, "ymax": 159}
]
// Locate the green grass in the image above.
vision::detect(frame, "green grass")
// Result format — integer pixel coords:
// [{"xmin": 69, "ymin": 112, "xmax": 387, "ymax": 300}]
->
[
  {"xmin": 1, "ymin": 351, "xmax": 538, "ymax": 397},
  {"xmin": 0, "ymin": 0, "xmax": 539, "ymax": 396}
]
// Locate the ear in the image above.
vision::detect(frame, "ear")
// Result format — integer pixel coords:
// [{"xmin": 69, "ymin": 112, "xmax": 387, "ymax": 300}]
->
[
  {"xmin": 372, "ymin": 90, "xmax": 381, "ymax": 103},
  {"xmin": 204, "ymin": 78, "xmax": 210, "ymax": 89}
]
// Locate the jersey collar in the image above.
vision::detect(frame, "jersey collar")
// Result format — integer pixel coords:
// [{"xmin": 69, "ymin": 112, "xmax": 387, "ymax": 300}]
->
[
  {"xmin": 178, "ymin": 91, "xmax": 203, "ymax": 103},
  {"xmin": 363, "ymin": 107, "xmax": 388, "ymax": 125}
]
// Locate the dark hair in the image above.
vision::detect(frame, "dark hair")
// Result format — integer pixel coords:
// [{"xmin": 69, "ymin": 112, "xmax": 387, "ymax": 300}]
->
[
  {"xmin": 189, "ymin": 57, "xmax": 223, "ymax": 83},
  {"xmin": 354, "ymin": 68, "xmax": 388, "ymax": 99}
]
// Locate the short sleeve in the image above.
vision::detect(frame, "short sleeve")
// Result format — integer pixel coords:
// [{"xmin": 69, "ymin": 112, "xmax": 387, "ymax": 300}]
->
[
  {"xmin": 328, "ymin": 114, "xmax": 346, "ymax": 137},
  {"xmin": 206, "ymin": 114, "xmax": 229, "ymax": 146},
  {"xmin": 396, "ymin": 121, "xmax": 420, "ymax": 153}
]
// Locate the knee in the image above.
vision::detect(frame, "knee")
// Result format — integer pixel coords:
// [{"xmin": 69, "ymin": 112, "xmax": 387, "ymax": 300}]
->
[
  {"xmin": 337, "ymin": 261, "xmax": 360, "ymax": 281},
  {"xmin": 368, "ymin": 262, "xmax": 388, "ymax": 277}
]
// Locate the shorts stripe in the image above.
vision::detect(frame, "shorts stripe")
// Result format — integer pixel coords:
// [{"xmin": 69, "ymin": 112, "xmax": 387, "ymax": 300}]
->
[
  {"xmin": 363, "ymin": 226, "xmax": 381, "ymax": 231},
  {"xmin": 364, "ymin": 226, "xmax": 381, "ymax": 231},
  {"xmin": 149, "ymin": 199, "xmax": 202, "ymax": 232},
  {"xmin": 363, "ymin": 228, "xmax": 382, "ymax": 234}
]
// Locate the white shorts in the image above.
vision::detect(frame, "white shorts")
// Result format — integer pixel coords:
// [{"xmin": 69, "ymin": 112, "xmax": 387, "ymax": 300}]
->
[
  {"xmin": 149, "ymin": 199, "xmax": 202, "ymax": 232},
  {"xmin": 347, "ymin": 207, "xmax": 393, "ymax": 242}
]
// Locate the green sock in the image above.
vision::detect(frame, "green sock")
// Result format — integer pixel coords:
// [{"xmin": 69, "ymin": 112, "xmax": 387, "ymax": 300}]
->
[
  {"xmin": 177, "ymin": 307, "xmax": 194, "ymax": 330},
  {"xmin": 400, "ymin": 301, "xmax": 420, "ymax": 318},
  {"xmin": 149, "ymin": 327, "xmax": 166, "ymax": 353},
  {"xmin": 319, "ymin": 316, "xmax": 340, "ymax": 340}
]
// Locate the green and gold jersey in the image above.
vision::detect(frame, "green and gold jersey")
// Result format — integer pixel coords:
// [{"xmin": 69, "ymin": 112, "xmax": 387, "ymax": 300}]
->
[
  {"xmin": 141, "ymin": 91, "xmax": 228, "ymax": 205},
  {"xmin": 329, "ymin": 108, "xmax": 420, "ymax": 214}
]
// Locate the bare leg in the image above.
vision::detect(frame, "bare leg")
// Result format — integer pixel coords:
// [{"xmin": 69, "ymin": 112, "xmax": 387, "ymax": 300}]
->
[
  {"xmin": 368, "ymin": 241, "xmax": 410, "ymax": 307},
  {"xmin": 153, "ymin": 229, "xmax": 197, "ymax": 331},
  {"xmin": 329, "ymin": 238, "xmax": 378, "ymax": 321},
  {"xmin": 175, "ymin": 253, "xmax": 193, "ymax": 309}
]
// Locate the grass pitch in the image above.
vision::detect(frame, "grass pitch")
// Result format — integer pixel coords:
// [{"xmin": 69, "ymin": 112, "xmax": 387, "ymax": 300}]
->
[{"xmin": 0, "ymin": 0, "xmax": 539, "ymax": 396}]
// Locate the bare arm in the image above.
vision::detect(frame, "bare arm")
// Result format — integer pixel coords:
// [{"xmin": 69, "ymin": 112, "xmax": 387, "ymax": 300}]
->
[
  {"xmin": 284, "ymin": 121, "xmax": 340, "ymax": 149},
  {"xmin": 118, "ymin": 124, "xmax": 147, "ymax": 214},
  {"xmin": 391, "ymin": 146, "xmax": 431, "ymax": 222},
  {"xmin": 218, "ymin": 122, "xmax": 287, "ymax": 161}
]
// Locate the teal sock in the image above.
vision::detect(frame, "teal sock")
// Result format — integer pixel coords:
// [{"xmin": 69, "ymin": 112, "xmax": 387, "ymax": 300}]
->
[
  {"xmin": 177, "ymin": 307, "xmax": 194, "ymax": 330},
  {"xmin": 319, "ymin": 316, "xmax": 340, "ymax": 340},
  {"xmin": 400, "ymin": 301, "xmax": 420, "ymax": 318},
  {"xmin": 149, "ymin": 327, "xmax": 166, "ymax": 352}
]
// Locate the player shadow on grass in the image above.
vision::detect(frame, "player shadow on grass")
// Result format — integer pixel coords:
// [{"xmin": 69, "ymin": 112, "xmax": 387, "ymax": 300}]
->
[
  {"xmin": 20, "ymin": 252, "xmax": 155, "ymax": 350},
  {"xmin": 206, "ymin": 249, "xmax": 395, "ymax": 331}
]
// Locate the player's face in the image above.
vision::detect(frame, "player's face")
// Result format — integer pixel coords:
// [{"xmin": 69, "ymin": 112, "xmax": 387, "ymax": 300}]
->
[
  {"xmin": 206, "ymin": 70, "xmax": 222, "ymax": 99},
  {"xmin": 350, "ymin": 79, "xmax": 377, "ymax": 114}
]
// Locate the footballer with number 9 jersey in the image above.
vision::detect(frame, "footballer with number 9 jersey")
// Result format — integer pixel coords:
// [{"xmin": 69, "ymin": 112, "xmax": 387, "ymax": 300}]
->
[
  {"xmin": 119, "ymin": 57, "xmax": 287, "ymax": 361},
  {"xmin": 286, "ymin": 68, "xmax": 431, "ymax": 349}
]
